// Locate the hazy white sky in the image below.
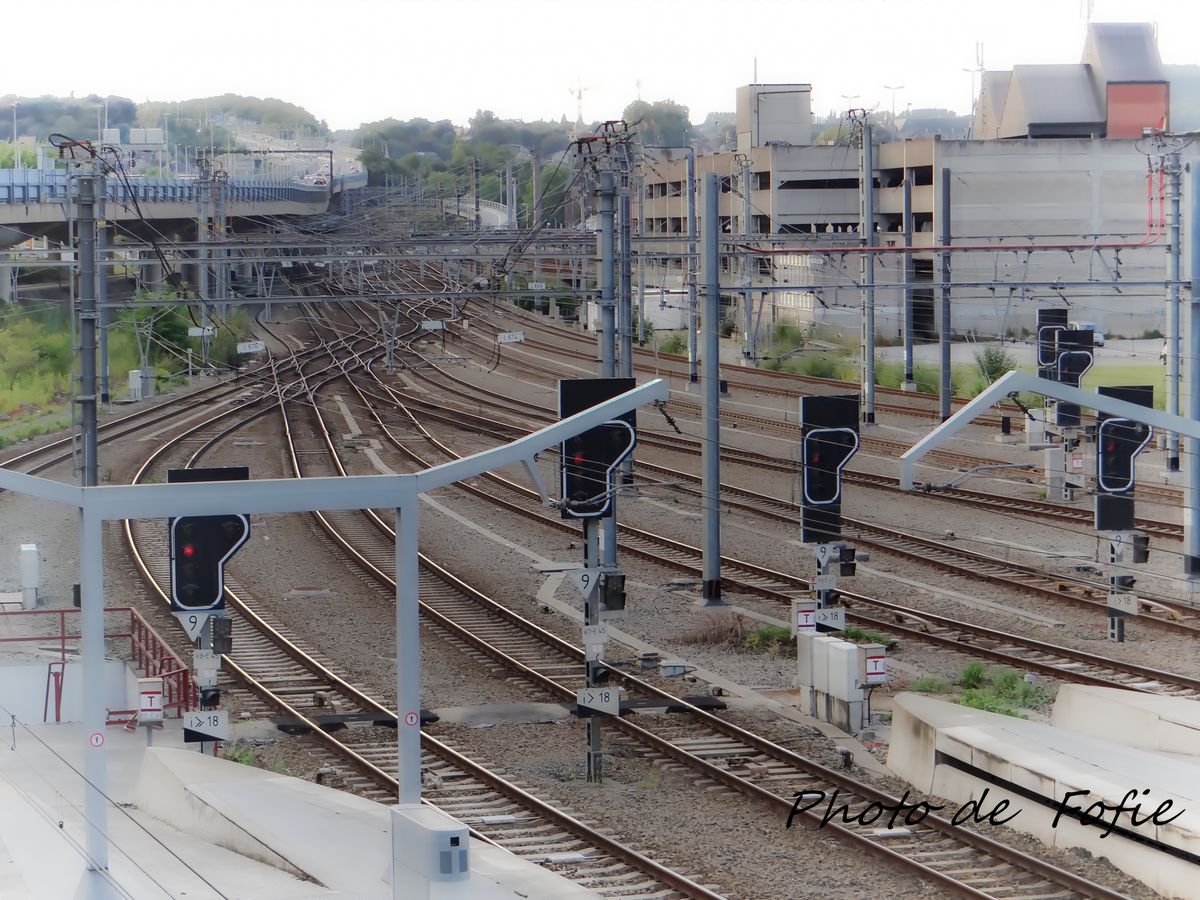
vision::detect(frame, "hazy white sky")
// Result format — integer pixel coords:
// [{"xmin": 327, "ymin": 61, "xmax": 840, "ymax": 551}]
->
[{"xmin": 9, "ymin": 0, "xmax": 1198, "ymax": 130}]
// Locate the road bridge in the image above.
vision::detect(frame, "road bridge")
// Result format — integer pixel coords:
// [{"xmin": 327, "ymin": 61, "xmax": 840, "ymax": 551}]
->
[{"xmin": 0, "ymin": 166, "xmax": 368, "ymax": 248}]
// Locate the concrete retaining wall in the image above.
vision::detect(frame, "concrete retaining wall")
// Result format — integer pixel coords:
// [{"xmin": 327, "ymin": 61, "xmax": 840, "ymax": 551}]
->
[
  {"xmin": 1052, "ymin": 685, "xmax": 1200, "ymax": 757},
  {"xmin": 0, "ymin": 659, "xmax": 134, "ymax": 723},
  {"xmin": 888, "ymin": 692, "xmax": 1200, "ymax": 899}
]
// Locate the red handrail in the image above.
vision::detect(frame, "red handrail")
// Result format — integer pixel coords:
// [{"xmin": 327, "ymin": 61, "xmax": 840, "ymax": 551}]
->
[{"xmin": 0, "ymin": 606, "xmax": 195, "ymax": 714}]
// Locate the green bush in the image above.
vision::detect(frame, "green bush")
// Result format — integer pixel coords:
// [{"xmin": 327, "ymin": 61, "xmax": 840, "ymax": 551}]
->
[
  {"xmin": 837, "ymin": 626, "xmax": 897, "ymax": 649},
  {"xmin": 961, "ymin": 690, "xmax": 1026, "ymax": 718},
  {"xmin": 632, "ymin": 313, "xmax": 654, "ymax": 342},
  {"xmin": 874, "ymin": 361, "xmax": 906, "ymax": 390},
  {"xmin": 787, "ymin": 356, "xmax": 843, "ymax": 379},
  {"xmin": 907, "ymin": 676, "xmax": 950, "ymax": 694},
  {"xmin": 658, "ymin": 333, "xmax": 686, "ymax": 355},
  {"xmin": 742, "ymin": 624, "xmax": 793, "ymax": 654},
  {"xmin": 957, "ymin": 661, "xmax": 986, "ymax": 689},
  {"xmin": 772, "ymin": 324, "xmax": 808, "ymax": 348},
  {"xmin": 976, "ymin": 345, "xmax": 1018, "ymax": 383}
]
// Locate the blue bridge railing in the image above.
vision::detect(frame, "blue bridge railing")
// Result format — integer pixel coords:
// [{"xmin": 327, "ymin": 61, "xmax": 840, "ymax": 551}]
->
[{"xmin": 0, "ymin": 167, "xmax": 365, "ymax": 206}]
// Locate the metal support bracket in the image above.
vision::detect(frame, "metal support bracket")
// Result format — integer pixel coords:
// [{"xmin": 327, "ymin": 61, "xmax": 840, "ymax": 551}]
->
[{"xmin": 900, "ymin": 371, "xmax": 1200, "ymax": 491}]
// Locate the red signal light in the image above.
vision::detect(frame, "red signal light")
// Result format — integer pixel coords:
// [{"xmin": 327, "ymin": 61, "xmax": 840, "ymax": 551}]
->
[
  {"xmin": 573, "ymin": 453, "xmax": 585, "ymax": 465},
  {"xmin": 182, "ymin": 544, "xmax": 196, "ymax": 558}
]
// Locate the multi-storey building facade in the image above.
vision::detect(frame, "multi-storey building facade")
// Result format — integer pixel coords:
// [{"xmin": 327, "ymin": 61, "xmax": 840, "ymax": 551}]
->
[{"xmin": 636, "ymin": 23, "xmax": 1198, "ymax": 351}]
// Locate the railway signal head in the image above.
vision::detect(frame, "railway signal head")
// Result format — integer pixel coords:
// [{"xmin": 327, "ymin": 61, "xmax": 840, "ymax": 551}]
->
[
  {"xmin": 561, "ymin": 420, "xmax": 636, "ymax": 519},
  {"xmin": 1037, "ymin": 324, "xmax": 1066, "ymax": 368},
  {"xmin": 169, "ymin": 514, "xmax": 251, "ymax": 611},
  {"xmin": 838, "ymin": 545, "xmax": 857, "ymax": 577},
  {"xmin": 1056, "ymin": 350, "xmax": 1092, "ymax": 387},
  {"xmin": 1096, "ymin": 418, "xmax": 1152, "ymax": 495},
  {"xmin": 802, "ymin": 428, "xmax": 859, "ymax": 506}
]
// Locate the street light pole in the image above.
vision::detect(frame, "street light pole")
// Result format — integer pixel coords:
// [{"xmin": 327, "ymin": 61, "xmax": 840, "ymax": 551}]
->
[{"xmin": 883, "ymin": 85, "xmax": 904, "ymax": 140}]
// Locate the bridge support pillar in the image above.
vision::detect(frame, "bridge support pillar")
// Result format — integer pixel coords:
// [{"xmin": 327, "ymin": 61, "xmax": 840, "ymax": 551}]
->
[
  {"xmin": 141, "ymin": 251, "xmax": 163, "ymax": 292},
  {"xmin": 0, "ymin": 262, "xmax": 13, "ymax": 303}
]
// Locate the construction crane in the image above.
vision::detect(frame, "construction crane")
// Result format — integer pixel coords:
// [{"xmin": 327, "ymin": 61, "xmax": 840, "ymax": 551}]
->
[{"xmin": 568, "ymin": 81, "xmax": 592, "ymax": 137}]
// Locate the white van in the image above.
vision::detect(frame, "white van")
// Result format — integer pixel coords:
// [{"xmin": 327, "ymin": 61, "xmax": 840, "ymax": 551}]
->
[{"xmin": 1069, "ymin": 321, "xmax": 1105, "ymax": 347}]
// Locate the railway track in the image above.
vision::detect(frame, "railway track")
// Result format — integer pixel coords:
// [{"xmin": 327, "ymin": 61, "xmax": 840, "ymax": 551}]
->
[
  {"xmin": 287, "ymin": 309, "xmax": 1126, "ymax": 898},
  {"xmin": 355, "ymin": 346, "xmax": 1200, "ymax": 701},
  {"xmin": 118, "ymin": 315, "xmax": 721, "ymax": 899},
  {"xmin": 248, "ymin": 309, "xmax": 1118, "ymax": 897},
  {"xmin": 446, "ymin": 309, "xmax": 1188, "ymax": 539},
  {"xmin": 469, "ymin": 306, "xmax": 1017, "ymax": 427},
  {"xmin": 369, "ymin": 349, "xmax": 1195, "ymax": 628}
]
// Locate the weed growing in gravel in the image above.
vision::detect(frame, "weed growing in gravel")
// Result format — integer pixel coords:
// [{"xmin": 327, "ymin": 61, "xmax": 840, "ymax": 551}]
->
[
  {"xmin": 960, "ymin": 690, "xmax": 1026, "ymax": 718},
  {"xmin": 957, "ymin": 661, "xmax": 987, "ymax": 689},
  {"xmin": 221, "ymin": 742, "xmax": 288, "ymax": 773},
  {"xmin": 836, "ymin": 625, "xmax": 897, "ymax": 649},
  {"xmin": 907, "ymin": 676, "xmax": 951, "ymax": 693},
  {"xmin": 224, "ymin": 746, "xmax": 260, "ymax": 766},
  {"xmin": 986, "ymin": 668, "xmax": 1049, "ymax": 707},
  {"xmin": 949, "ymin": 666, "xmax": 1049, "ymax": 718},
  {"xmin": 742, "ymin": 624, "xmax": 795, "ymax": 656}
]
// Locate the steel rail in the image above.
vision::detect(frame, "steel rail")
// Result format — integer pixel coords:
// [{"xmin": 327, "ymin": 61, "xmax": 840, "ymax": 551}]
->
[{"xmin": 294, "ymin": 325, "xmax": 1124, "ymax": 898}]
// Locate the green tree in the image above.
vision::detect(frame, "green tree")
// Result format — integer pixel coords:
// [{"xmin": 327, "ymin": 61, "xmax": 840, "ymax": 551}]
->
[
  {"xmin": 976, "ymin": 345, "xmax": 1017, "ymax": 383},
  {"xmin": 0, "ymin": 322, "xmax": 41, "ymax": 389},
  {"xmin": 521, "ymin": 163, "xmax": 571, "ymax": 227},
  {"xmin": 623, "ymin": 99, "xmax": 693, "ymax": 147}
]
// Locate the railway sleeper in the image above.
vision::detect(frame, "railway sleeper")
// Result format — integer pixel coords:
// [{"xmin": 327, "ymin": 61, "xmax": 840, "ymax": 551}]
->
[
  {"xmin": 480, "ymin": 826, "xmax": 565, "ymax": 843},
  {"xmin": 501, "ymin": 838, "xmax": 588, "ymax": 854}
]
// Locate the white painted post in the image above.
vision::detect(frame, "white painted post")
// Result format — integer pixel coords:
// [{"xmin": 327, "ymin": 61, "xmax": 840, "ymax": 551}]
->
[
  {"xmin": 19, "ymin": 543, "xmax": 38, "ymax": 609},
  {"xmin": 395, "ymin": 484, "xmax": 421, "ymax": 808},
  {"xmin": 80, "ymin": 507, "xmax": 109, "ymax": 872}
]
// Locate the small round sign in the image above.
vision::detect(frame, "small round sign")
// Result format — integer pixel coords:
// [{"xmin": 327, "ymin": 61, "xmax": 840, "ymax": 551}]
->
[
  {"xmin": 88, "ymin": 732, "xmax": 105, "ymax": 748},
  {"xmin": 404, "ymin": 712, "xmax": 419, "ymax": 727}
]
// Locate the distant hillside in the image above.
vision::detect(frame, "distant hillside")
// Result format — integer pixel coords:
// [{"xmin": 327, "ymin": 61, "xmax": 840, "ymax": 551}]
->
[{"xmin": 0, "ymin": 93, "xmax": 325, "ymax": 149}]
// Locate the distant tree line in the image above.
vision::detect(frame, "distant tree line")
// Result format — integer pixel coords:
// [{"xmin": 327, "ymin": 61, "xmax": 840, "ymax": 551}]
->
[
  {"xmin": 349, "ymin": 99, "xmax": 702, "ymax": 226},
  {"xmin": 1, "ymin": 92, "xmax": 325, "ymax": 151}
]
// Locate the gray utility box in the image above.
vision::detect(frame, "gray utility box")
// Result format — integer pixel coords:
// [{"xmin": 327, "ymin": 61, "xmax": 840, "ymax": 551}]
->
[
  {"xmin": 796, "ymin": 633, "xmax": 888, "ymax": 733},
  {"xmin": 391, "ymin": 805, "xmax": 469, "ymax": 887}
]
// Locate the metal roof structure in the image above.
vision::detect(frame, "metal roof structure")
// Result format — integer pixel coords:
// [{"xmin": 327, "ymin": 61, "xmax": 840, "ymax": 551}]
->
[
  {"xmin": 1082, "ymin": 22, "xmax": 1165, "ymax": 84},
  {"xmin": 997, "ymin": 65, "xmax": 1105, "ymax": 139},
  {"xmin": 974, "ymin": 22, "xmax": 1172, "ymax": 139}
]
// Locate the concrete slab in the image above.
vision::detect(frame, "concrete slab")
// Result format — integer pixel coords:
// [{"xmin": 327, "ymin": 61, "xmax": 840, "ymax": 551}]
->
[
  {"xmin": 889, "ymin": 692, "xmax": 1200, "ymax": 899},
  {"xmin": 0, "ymin": 722, "xmax": 332, "ymax": 899},
  {"xmin": 1052, "ymin": 684, "xmax": 1200, "ymax": 756},
  {"xmin": 137, "ymin": 747, "xmax": 596, "ymax": 899},
  {"xmin": 0, "ymin": 720, "xmax": 598, "ymax": 899},
  {"xmin": 431, "ymin": 703, "xmax": 570, "ymax": 726}
]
